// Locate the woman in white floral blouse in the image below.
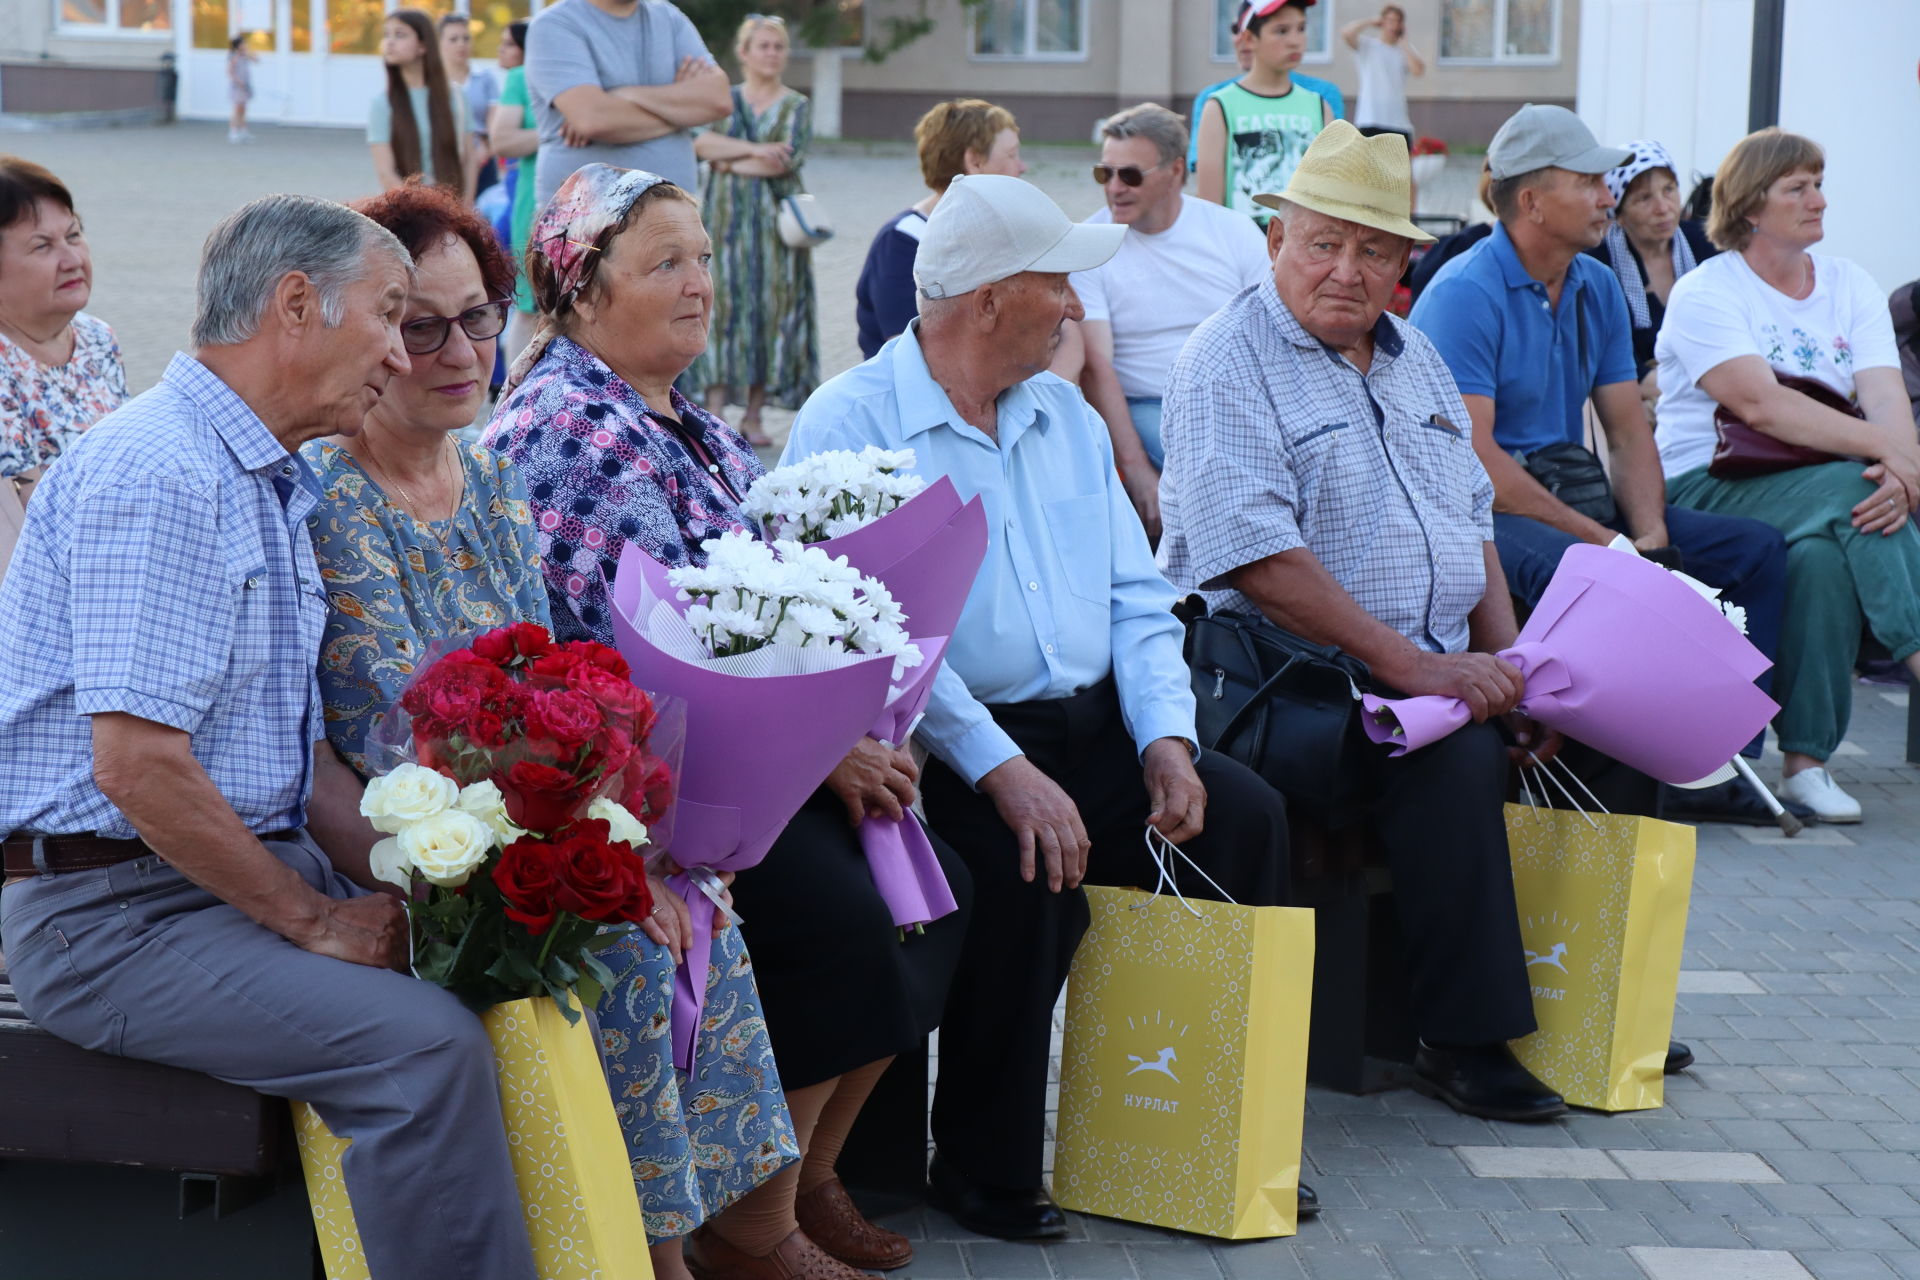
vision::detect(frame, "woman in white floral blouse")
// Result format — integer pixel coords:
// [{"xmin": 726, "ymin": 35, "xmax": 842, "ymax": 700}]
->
[{"xmin": 0, "ymin": 156, "xmax": 127, "ymax": 508}]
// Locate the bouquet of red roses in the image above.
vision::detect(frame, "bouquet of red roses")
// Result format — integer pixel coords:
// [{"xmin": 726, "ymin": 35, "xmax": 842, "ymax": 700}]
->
[{"xmin": 360, "ymin": 621, "xmax": 682, "ymax": 1020}]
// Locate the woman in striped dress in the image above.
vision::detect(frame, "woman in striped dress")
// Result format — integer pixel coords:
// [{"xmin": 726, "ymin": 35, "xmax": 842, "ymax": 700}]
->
[{"xmin": 691, "ymin": 14, "xmax": 819, "ymax": 447}]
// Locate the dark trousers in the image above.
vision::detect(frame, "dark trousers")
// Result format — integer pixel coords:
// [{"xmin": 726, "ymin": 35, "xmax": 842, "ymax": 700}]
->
[
  {"xmin": 921, "ymin": 680, "xmax": 1289, "ymax": 1192},
  {"xmin": 1494, "ymin": 504, "xmax": 1788, "ymax": 756},
  {"xmin": 1362, "ymin": 720, "xmax": 1537, "ymax": 1046}
]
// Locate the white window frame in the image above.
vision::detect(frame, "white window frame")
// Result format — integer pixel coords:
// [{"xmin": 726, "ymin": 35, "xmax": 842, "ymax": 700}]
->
[
  {"xmin": 1210, "ymin": 0, "xmax": 1336, "ymax": 65},
  {"xmin": 54, "ymin": 0, "xmax": 173, "ymax": 38},
  {"xmin": 1436, "ymin": 0, "xmax": 1560, "ymax": 67},
  {"xmin": 969, "ymin": 0, "xmax": 1090, "ymax": 63}
]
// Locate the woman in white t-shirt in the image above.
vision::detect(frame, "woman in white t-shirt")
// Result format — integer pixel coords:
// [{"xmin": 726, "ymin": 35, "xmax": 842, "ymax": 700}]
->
[{"xmin": 1655, "ymin": 129, "xmax": 1920, "ymax": 823}]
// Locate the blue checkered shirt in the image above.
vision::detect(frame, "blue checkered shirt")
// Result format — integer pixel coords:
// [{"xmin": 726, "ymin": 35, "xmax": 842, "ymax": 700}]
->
[
  {"xmin": 0, "ymin": 354, "xmax": 328, "ymax": 839},
  {"xmin": 1157, "ymin": 277, "xmax": 1495, "ymax": 654}
]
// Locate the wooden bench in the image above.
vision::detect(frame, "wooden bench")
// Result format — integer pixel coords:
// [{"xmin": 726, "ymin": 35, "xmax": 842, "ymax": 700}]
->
[{"xmin": 0, "ymin": 958, "xmax": 317, "ymax": 1279}]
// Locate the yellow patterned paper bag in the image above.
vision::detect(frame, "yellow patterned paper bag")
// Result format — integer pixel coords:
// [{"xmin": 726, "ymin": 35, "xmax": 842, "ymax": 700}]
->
[
  {"xmin": 294, "ymin": 996, "xmax": 653, "ymax": 1280},
  {"xmin": 1505, "ymin": 802, "xmax": 1696, "ymax": 1112},
  {"xmin": 1053, "ymin": 887, "xmax": 1314, "ymax": 1240}
]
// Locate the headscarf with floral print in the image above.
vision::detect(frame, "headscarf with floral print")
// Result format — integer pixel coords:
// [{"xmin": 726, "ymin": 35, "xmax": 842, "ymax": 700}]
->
[{"xmin": 505, "ymin": 163, "xmax": 671, "ymax": 390}]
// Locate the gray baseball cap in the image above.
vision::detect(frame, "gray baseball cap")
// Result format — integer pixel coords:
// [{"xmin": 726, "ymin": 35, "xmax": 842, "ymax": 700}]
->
[{"xmin": 1487, "ymin": 104, "xmax": 1632, "ymax": 180}]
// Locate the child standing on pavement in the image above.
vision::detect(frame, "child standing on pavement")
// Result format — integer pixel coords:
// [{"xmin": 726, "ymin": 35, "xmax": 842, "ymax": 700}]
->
[{"xmin": 1195, "ymin": 0, "xmax": 1333, "ymax": 226}]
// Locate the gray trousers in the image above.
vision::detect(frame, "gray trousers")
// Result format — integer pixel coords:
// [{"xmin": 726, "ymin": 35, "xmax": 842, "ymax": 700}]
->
[{"xmin": 0, "ymin": 834, "xmax": 536, "ymax": 1280}]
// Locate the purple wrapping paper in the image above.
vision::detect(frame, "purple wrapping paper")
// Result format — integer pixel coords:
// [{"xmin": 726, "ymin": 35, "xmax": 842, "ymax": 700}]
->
[
  {"xmin": 605, "ymin": 542, "xmax": 898, "ymax": 1069},
  {"xmin": 1361, "ymin": 544, "xmax": 1779, "ymax": 786},
  {"xmin": 861, "ymin": 637, "xmax": 960, "ymax": 930},
  {"xmin": 818, "ymin": 483, "xmax": 989, "ymax": 930}
]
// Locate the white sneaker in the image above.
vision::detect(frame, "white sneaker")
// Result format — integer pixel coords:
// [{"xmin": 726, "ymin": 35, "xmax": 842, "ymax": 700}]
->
[{"xmin": 1780, "ymin": 767, "xmax": 1862, "ymax": 823}]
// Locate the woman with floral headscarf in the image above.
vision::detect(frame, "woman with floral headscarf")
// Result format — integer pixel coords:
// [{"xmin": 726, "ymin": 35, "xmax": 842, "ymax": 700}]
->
[
  {"xmin": 1584, "ymin": 139, "xmax": 1719, "ymax": 398},
  {"xmin": 487, "ymin": 163, "xmax": 970, "ymax": 1280}
]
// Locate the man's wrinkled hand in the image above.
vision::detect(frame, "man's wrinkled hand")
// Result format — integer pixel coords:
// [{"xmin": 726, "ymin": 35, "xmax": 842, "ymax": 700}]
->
[
  {"xmin": 1141, "ymin": 737, "xmax": 1205, "ymax": 845},
  {"xmin": 977, "ymin": 755, "xmax": 1090, "ymax": 892},
  {"xmin": 824, "ymin": 737, "xmax": 919, "ymax": 826},
  {"xmin": 296, "ymin": 893, "xmax": 407, "ymax": 970},
  {"xmin": 1505, "ymin": 714, "xmax": 1563, "ymax": 768},
  {"xmin": 1401, "ymin": 650, "xmax": 1525, "ymax": 722}
]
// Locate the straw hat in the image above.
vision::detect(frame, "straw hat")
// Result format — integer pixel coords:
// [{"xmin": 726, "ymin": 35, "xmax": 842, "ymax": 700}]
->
[{"xmin": 1253, "ymin": 121, "xmax": 1434, "ymax": 244}]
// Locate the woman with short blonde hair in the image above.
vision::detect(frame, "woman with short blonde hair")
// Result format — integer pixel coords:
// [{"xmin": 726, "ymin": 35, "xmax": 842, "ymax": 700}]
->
[
  {"xmin": 687, "ymin": 11, "xmax": 819, "ymax": 446},
  {"xmin": 854, "ymin": 98, "xmax": 1026, "ymax": 358},
  {"xmin": 1654, "ymin": 128, "xmax": 1920, "ymax": 822}
]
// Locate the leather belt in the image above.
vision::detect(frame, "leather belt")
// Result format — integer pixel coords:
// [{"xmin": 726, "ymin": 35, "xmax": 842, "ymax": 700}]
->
[{"xmin": 2, "ymin": 830, "xmax": 301, "ymax": 877}]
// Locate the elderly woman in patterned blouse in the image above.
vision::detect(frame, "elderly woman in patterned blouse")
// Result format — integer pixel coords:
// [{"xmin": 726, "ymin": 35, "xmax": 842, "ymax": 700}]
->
[
  {"xmin": 306, "ymin": 182, "xmax": 796, "ymax": 1280},
  {"xmin": 487, "ymin": 164, "xmax": 968, "ymax": 1280},
  {"xmin": 0, "ymin": 155, "xmax": 128, "ymax": 513}
]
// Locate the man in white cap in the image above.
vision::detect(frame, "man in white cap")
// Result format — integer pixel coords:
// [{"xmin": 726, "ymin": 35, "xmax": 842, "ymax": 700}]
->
[
  {"xmin": 1159, "ymin": 121, "xmax": 1571, "ymax": 1125},
  {"xmin": 783, "ymin": 174, "xmax": 1294, "ymax": 1240},
  {"xmin": 1409, "ymin": 103, "xmax": 1793, "ymax": 828}
]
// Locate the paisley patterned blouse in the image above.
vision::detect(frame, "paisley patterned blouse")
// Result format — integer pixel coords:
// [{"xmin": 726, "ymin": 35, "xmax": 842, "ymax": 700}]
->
[
  {"xmin": 0, "ymin": 313, "xmax": 128, "ymax": 476},
  {"xmin": 303, "ymin": 438, "xmax": 550, "ymax": 775},
  {"xmin": 483, "ymin": 335, "xmax": 765, "ymax": 645}
]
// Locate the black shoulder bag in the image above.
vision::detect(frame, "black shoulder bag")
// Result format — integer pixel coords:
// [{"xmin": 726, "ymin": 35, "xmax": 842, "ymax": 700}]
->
[
  {"xmin": 1181, "ymin": 600, "xmax": 1386, "ymax": 817},
  {"xmin": 1516, "ymin": 289, "xmax": 1617, "ymax": 525}
]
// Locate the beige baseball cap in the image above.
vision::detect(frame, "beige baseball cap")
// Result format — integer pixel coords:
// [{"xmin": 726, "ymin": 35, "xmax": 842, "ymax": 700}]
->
[{"xmin": 913, "ymin": 174, "xmax": 1126, "ymax": 300}]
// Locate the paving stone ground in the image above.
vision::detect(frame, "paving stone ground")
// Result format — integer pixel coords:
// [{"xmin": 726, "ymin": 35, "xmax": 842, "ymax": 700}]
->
[{"xmin": 22, "ymin": 121, "xmax": 1920, "ymax": 1280}]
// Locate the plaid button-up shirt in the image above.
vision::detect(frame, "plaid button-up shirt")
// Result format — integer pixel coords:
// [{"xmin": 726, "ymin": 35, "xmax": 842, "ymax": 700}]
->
[
  {"xmin": 1157, "ymin": 276, "xmax": 1495, "ymax": 654},
  {"xmin": 0, "ymin": 354, "xmax": 328, "ymax": 839}
]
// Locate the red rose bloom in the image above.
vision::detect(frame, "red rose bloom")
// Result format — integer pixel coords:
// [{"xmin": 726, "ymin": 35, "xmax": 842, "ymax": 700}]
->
[
  {"xmin": 564, "ymin": 662, "xmax": 656, "ymax": 739},
  {"xmin": 562, "ymin": 640, "xmax": 631, "ymax": 681},
  {"xmin": 525, "ymin": 648, "xmax": 585, "ymax": 682},
  {"xmin": 550, "ymin": 820, "xmax": 652, "ymax": 923},
  {"xmin": 623, "ymin": 753, "xmax": 675, "ymax": 826},
  {"xmin": 586, "ymin": 726, "xmax": 636, "ymax": 781},
  {"xmin": 525, "ymin": 687, "xmax": 604, "ymax": 748},
  {"xmin": 497, "ymin": 759, "xmax": 590, "ymax": 834},
  {"xmin": 493, "ymin": 837, "xmax": 564, "ymax": 935},
  {"xmin": 472, "ymin": 622, "xmax": 555, "ymax": 667}
]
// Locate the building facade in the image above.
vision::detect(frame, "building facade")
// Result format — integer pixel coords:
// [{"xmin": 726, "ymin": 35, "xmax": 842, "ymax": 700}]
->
[{"xmin": 2, "ymin": 0, "xmax": 1575, "ymax": 149}]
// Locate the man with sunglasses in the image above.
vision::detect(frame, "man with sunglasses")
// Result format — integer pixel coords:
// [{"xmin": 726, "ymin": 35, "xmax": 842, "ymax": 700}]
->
[{"xmin": 1074, "ymin": 103, "xmax": 1269, "ymax": 540}]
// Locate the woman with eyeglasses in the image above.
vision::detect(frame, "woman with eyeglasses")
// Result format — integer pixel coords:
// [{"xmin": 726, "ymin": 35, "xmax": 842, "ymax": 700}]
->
[{"xmin": 304, "ymin": 182, "xmax": 539, "ymax": 775}]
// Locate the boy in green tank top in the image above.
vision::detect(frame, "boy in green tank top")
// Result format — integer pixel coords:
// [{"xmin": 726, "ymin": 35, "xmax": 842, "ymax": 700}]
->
[{"xmin": 1196, "ymin": 0, "xmax": 1333, "ymax": 225}]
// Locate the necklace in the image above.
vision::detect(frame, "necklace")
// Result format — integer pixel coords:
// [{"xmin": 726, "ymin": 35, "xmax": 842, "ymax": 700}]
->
[{"xmin": 358, "ymin": 432, "xmax": 464, "ymax": 556}]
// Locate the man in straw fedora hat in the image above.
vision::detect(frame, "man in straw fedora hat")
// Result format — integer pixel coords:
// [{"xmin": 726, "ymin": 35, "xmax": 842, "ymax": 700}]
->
[{"xmin": 1158, "ymin": 121, "xmax": 1569, "ymax": 1123}]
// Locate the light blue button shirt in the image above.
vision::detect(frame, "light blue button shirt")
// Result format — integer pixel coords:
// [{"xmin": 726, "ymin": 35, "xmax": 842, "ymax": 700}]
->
[
  {"xmin": 0, "ymin": 354, "xmax": 329, "ymax": 839},
  {"xmin": 784, "ymin": 325, "xmax": 1196, "ymax": 788}
]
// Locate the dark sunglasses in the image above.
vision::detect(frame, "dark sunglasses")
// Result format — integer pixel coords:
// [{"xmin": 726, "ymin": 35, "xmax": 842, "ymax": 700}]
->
[
  {"xmin": 401, "ymin": 298, "xmax": 510, "ymax": 355},
  {"xmin": 1092, "ymin": 161, "xmax": 1171, "ymax": 187}
]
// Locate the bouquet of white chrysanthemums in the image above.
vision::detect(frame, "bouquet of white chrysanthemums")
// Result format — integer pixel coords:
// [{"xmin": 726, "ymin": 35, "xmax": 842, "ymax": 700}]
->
[
  {"xmin": 668, "ymin": 530, "xmax": 923, "ymax": 677},
  {"xmin": 740, "ymin": 446, "xmax": 927, "ymax": 544}
]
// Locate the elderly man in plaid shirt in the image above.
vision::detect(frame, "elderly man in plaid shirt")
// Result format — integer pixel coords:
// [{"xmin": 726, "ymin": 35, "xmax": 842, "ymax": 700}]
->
[
  {"xmin": 1158, "ymin": 123, "xmax": 1569, "ymax": 1124},
  {"xmin": 0, "ymin": 196, "xmax": 536, "ymax": 1279}
]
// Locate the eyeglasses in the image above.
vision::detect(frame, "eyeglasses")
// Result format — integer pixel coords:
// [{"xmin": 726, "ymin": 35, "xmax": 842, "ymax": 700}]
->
[
  {"xmin": 400, "ymin": 298, "xmax": 510, "ymax": 355},
  {"xmin": 1092, "ymin": 161, "xmax": 1173, "ymax": 188}
]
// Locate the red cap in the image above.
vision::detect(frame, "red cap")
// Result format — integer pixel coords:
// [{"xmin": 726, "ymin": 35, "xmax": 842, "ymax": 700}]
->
[{"xmin": 1233, "ymin": 0, "xmax": 1317, "ymax": 33}]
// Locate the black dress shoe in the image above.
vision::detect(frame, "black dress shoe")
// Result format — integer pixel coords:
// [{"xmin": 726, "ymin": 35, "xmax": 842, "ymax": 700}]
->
[
  {"xmin": 1297, "ymin": 1181, "xmax": 1320, "ymax": 1219},
  {"xmin": 927, "ymin": 1154, "xmax": 1069, "ymax": 1241},
  {"xmin": 1414, "ymin": 1041, "xmax": 1568, "ymax": 1123},
  {"xmin": 1665, "ymin": 1039, "xmax": 1695, "ymax": 1074},
  {"xmin": 1662, "ymin": 778, "xmax": 1815, "ymax": 827}
]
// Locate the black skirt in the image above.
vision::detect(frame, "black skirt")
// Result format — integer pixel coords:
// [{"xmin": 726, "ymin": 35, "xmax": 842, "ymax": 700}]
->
[{"xmin": 726, "ymin": 787, "xmax": 973, "ymax": 1088}]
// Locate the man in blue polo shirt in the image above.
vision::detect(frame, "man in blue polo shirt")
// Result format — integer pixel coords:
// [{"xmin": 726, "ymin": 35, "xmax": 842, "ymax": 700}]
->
[{"xmin": 1410, "ymin": 104, "xmax": 1791, "ymax": 826}]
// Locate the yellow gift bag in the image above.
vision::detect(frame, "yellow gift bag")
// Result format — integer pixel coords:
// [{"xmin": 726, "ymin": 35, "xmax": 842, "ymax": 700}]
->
[
  {"xmin": 1504, "ymin": 799, "xmax": 1696, "ymax": 1113},
  {"xmin": 293, "ymin": 996, "xmax": 653, "ymax": 1280},
  {"xmin": 1053, "ymin": 880, "xmax": 1314, "ymax": 1240}
]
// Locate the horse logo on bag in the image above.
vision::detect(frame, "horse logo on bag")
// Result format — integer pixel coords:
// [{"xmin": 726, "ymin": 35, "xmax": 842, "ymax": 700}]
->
[
  {"xmin": 1520, "ymin": 912, "xmax": 1581, "ymax": 1001},
  {"xmin": 1120, "ymin": 1011, "xmax": 1189, "ymax": 1113}
]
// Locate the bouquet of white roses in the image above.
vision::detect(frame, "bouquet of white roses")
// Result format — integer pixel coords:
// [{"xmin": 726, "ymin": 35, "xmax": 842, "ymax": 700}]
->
[
  {"xmin": 740, "ymin": 446, "xmax": 927, "ymax": 544},
  {"xmin": 668, "ymin": 530, "xmax": 923, "ymax": 677}
]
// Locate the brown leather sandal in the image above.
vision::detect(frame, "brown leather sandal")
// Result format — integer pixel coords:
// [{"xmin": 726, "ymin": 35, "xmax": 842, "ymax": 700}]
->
[
  {"xmin": 684, "ymin": 1226, "xmax": 872, "ymax": 1280},
  {"xmin": 794, "ymin": 1177, "xmax": 914, "ymax": 1271}
]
